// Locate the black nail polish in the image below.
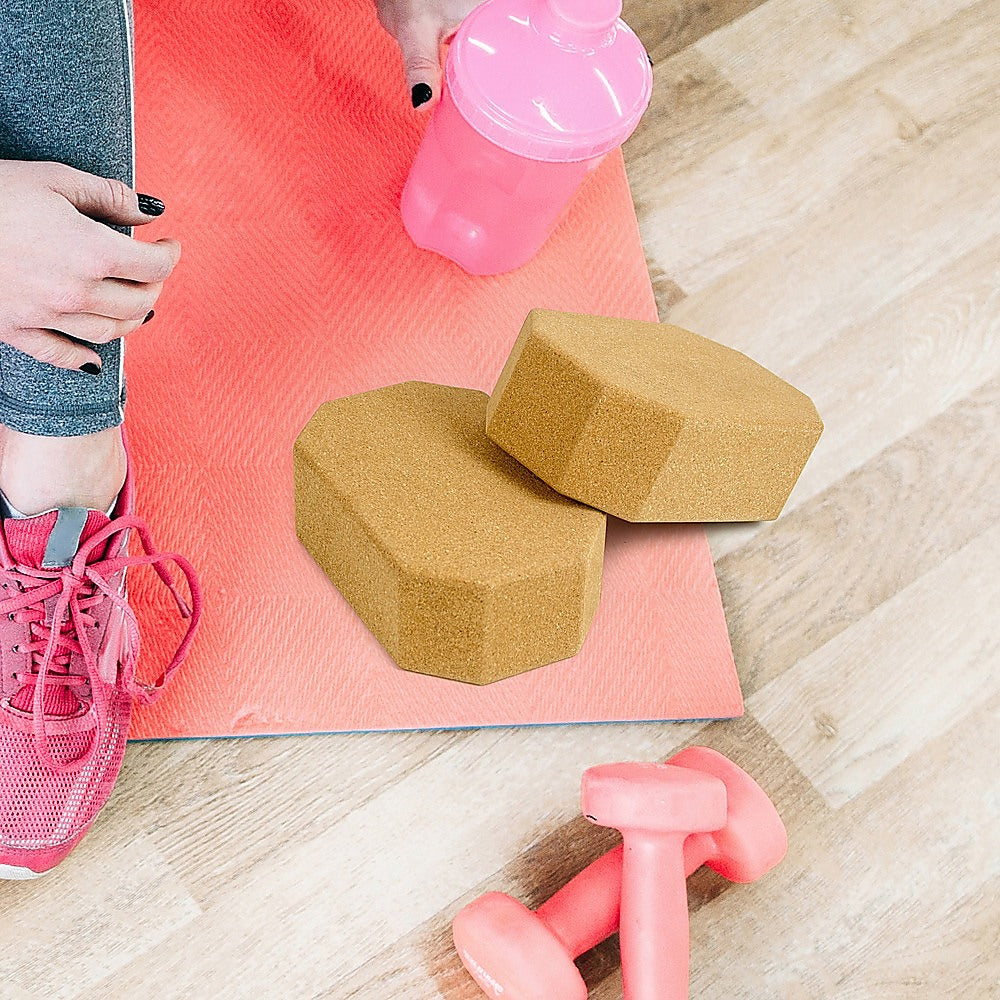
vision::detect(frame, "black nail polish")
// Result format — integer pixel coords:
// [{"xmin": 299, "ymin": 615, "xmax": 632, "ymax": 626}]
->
[
  {"xmin": 142, "ymin": 309, "xmax": 155, "ymax": 324},
  {"xmin": 137, "ymin": 193, "xmax": 165, "ymax": 216},
  {"xmin": 411, "ymin": 83, "xmax": 432, "ymax": 108},
  {"xmin": 79, "ymin": 362, "xmax": 102, "ymax": 376}
]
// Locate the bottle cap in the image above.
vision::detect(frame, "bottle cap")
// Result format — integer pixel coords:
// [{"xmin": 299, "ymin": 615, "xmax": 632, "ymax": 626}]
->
[{"xmin": 446, "ymin": 0, "xmax": 653, "ymax": 163}]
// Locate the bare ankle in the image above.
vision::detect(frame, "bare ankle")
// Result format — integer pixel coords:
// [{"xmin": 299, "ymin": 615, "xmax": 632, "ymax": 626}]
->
[{"xmin": 0, "ymin": 425, "xmax": 127, "ymax": 516}]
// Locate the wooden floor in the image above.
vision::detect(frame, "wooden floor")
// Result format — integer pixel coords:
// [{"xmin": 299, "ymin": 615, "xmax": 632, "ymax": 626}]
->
[{"xmin": 3, "ymin": 0, "xmax": 999, "ymax": 996}]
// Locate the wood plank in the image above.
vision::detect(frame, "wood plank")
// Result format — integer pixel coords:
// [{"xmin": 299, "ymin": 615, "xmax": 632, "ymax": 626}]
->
[
  {"xmin": 0, "ymin": 833, "xmax": 199, "ymax": 1000},
  {"xmin": 716, "ymin": 377, "xmax": 999, "ymax": 695},
  {"xmin": 627, "ymin": 46, "xmax": 760, "ymax": 247},
  {"xmin": 652, "ymin": 1, "xmax": 1000, "ymax": 310},
  {"xmin": 628, "ymin": 0, "xmax": 985, "ymax": 316},
  {"xmin": 706, "ymin": 235, "xmax": 1000, "ymax": 559},
  {"xmin": 118, "ymin": 729, "xmax": 475, "ymax": 901},
  {"xmin": 668, "ymin": 123, "xmax": 1000, "ymax": 376},
  {"xmin": 94, "ymin": 723, "xmax": 705, "ymax": 997},
  {"xmin": 625, "ymin": 0, "xmax": 768, "ymax": 62},
  {"xmin": 696, "ymin": 0, "xmax": 982, "ymax": 120},
  {"xmin": 750, "ymin": 523, "xmax": 1000, "ymax": 807},
  {"xmin": 626, "ymin": 47, "xmax": 762, "ymax": 315}
]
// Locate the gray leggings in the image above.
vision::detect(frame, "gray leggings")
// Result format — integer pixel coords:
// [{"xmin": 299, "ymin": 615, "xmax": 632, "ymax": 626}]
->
[{"xmin": 0, "ymin": 0, "xmax": 133, "ymax": 437}]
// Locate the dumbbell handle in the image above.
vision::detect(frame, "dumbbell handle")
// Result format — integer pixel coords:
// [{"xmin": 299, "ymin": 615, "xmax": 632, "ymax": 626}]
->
[
  {"xmin": 536, "ymin": 827, "xmax": 714, "ymax": 959},
  {"xmin": 619, "ymin": 830, "xmax": 691, "ymax": 1000}
]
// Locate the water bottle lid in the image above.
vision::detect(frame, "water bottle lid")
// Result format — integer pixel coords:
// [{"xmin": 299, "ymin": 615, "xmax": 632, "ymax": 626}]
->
[{"xmin": 445, "ymin": 0, "xmax": 653, "ymax": 163}]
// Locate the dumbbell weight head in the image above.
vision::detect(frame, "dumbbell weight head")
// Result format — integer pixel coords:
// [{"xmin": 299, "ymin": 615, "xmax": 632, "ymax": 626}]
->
[
  {"xmin": 581, "ymin": 761, "xmax": 727, "ymax": 836},
  {"xmin": 453, "ymin": 892, "xmax": 588, "ymax": 1000},
  {"xmin": 670, "ymin": 746, "xmax": 788, "ymax": 881}
]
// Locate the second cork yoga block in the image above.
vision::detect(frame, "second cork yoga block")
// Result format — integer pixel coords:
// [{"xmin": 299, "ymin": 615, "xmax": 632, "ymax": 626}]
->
[
  {"xmin": 485, "ymin": 310, "xmax": 824, "ymax": 522},
  {"xmin": 294, "ymin": 382, "xmax": 606, "ymax": 685}
]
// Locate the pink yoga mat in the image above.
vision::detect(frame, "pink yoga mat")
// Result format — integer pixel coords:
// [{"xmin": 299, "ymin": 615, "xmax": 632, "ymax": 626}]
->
[{"xmin": 124, "ymin": 0, "xmax": 743, "ymax": 737}]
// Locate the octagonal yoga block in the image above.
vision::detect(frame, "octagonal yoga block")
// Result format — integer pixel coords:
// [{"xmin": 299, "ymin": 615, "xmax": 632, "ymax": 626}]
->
[
  {"xmin": 485, "ymin": 310, "xmax": 824, "ymax": 522},
  {"xmin": 294, "ymin": 382, "xmax": 606, "ymax": 685}
]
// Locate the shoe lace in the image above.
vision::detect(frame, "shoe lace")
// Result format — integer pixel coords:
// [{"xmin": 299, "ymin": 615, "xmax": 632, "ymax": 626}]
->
[{"xmin": 0, "ymin": 514, "xmax": 202, "ymax": 774}]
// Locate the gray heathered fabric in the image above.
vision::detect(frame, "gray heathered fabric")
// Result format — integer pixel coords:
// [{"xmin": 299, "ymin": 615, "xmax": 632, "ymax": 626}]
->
[{"xmin": 0, "ymin": 0, "xmax": 133, "ymax": 436}]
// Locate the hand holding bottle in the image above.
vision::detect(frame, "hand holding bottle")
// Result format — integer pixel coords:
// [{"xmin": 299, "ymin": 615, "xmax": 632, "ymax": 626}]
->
[{"xmin": 375, "ymin": 0, "xmax": 483, "ymax": 109}]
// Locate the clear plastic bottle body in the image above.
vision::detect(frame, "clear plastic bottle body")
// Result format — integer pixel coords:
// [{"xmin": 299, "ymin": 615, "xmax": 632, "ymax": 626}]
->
[{"xmin": 401, "ymin": 85, "xmax": 604, "ymax": 276}]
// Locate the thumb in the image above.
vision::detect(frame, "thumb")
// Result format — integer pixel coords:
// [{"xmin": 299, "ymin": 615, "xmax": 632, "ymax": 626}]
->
[
  {"xmin": 396, "ymin": 16, "xmax": 443, "ymax": 109},
  {"xmin": 44, "ymin": 162, "xmax": 159, "ymax": 227}
]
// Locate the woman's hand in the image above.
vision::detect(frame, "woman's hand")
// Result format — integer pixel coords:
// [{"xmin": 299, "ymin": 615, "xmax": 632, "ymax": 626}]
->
[
  {"xmin": 375, "ymin": 0, "xmax": 482, "ymax": 109},
  {"xmin": 0, "ymin": 159, "xmax": 180, "ymax": 372}
]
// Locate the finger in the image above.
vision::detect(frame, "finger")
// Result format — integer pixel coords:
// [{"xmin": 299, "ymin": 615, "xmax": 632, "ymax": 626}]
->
[
  {"xmin": 47, "ymin": 309, "xmax": 154, "ymax": 345},
  {"xmin": 81, "ymin": 278, "xmax": 162, "ymax": 323},
  {"xmin": 395, "ymin": 15, "xmax": 443, "ymax": 109},
  {"xmin": 42, "ymin": 161, "xmax": 164, "ymax": 227},
  {"xmin": 8, "ymin": 327, "xmax": 104, "ymax": 373},
  {"xmin": 95, "ymin": 233, "xmax": 182, "ymax": 284}
]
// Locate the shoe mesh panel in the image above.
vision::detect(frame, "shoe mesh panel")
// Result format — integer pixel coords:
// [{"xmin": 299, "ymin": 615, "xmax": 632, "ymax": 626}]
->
[{"xmin": 0, "ymin": 689, "xmax": 129, "ymax": 848}]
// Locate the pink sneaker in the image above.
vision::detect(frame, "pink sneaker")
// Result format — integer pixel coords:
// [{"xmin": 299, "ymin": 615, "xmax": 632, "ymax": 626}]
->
[{"xmin": 0, "ymin": 433, "xmax": 201, "ymax": 878}]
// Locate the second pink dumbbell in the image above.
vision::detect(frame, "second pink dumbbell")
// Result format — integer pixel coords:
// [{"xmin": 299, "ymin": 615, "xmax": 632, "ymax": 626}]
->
[
  {"xmin": 582, "ymin": 761, "xmax": 727, "ymax": 999},
  {"xmin": 453, "ymin": 747, "xmax": 788, "ymax": 999}
]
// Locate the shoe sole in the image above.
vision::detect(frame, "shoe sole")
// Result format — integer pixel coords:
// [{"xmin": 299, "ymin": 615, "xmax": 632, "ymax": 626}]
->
[{"xmin": 0, "ymin": 863, "xmax": 46, "ymax": 880}]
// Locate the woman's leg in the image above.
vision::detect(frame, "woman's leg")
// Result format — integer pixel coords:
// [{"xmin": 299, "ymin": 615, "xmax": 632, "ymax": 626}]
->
[
  {"xmin": 0, "ymin": 1, "xmax": 201, "ymax": 882},
  {"xmin": 0, "ymin": 0, "xmax": 134, "ymax": 512}
]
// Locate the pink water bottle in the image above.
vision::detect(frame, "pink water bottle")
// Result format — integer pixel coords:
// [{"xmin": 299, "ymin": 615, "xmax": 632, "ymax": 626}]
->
[{"xmin": 401, "ymin": 0, "xmax": 653, "ymax": 275}]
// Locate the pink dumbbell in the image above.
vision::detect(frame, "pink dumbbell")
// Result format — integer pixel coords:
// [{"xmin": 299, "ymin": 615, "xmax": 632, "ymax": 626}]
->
[
  {"xmin": 581, "ymin": 761, "xmax": 727, "ymax": 1000},
  {"xmin": 452, "ymin": 747, "xmax": 787, "ymax": 1000}
]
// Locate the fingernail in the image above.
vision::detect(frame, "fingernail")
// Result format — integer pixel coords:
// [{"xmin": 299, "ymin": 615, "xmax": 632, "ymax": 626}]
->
[
  {"xmin": 137, "ymin": 193, "xmax": 165, "ymax": 216},
  {"xmin": 79, "ymin": 362, "xmax": 102, "ymax": 376},
  {"xmin": 142, "ymin": 309, "xmax": 155, "ymax": 324},
  {"xmin": 411, "ymin": 83, "xmax": 432, "ymax": 108}
]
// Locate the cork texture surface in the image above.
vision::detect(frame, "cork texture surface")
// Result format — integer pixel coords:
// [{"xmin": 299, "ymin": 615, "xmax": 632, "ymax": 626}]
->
[
  {"xmin": 486, "ymin": 310, "xmax": 824, "ymax": 521},
  {"xmin": 294, "ymin": 382, "xmax": 606, "ymax": 684}
]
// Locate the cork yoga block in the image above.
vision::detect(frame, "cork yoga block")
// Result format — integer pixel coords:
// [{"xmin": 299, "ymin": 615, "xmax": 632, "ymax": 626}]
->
[
  {"xmin": 485, "ymin": 310, "xmax": 824, "ymax": 522},
  {"xmin": 294, "ymin": 382, "xmax": 606, "ymax": 685}
]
